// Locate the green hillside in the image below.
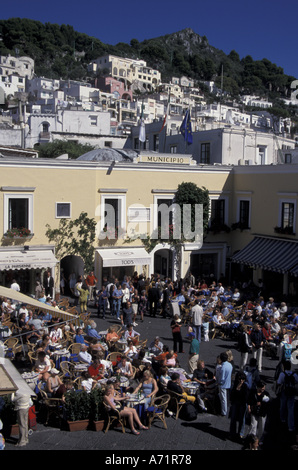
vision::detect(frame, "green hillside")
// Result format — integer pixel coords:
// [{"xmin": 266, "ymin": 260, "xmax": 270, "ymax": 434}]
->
[{"xmin": 0, "ymin": 18, "xmax": 296, "ymax": 104}]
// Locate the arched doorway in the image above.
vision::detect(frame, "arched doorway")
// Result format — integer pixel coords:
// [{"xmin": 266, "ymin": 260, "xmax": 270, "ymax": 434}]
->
[
  {"xmin": 153, "ymin": 247, "xmax": 173, "ymax": 279},
  {"xmin": 60, "ymin": 255, "xmax": 84, "ymax": 295}
]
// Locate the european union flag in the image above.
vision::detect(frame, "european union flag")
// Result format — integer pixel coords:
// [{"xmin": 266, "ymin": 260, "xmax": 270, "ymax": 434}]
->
[{"xmin": 180, "ymin": 109, "xmax": 193, "ymax": 145}]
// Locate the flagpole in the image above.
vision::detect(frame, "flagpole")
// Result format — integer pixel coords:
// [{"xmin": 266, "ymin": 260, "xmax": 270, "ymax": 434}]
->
[{"xmin": 163, "ymin": 91, "xmax": 170, "ymax": 153}]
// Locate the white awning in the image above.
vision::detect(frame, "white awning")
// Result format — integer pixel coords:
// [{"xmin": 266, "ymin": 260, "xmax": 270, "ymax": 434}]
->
[
  {"xmin": 0, "ymin": 249, "xmax": 58, "ymax": 271},
  {"xmin": 0, "ymin": 286, "xmax": 80, "ymax": 324},
  {"xmin": 96, "ymin": 247, "xmax": 151, "ymax": 267}
]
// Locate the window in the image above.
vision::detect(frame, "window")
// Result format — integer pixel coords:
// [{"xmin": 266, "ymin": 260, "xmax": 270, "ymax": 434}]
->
[
  {"xmin": 285, "ymin": 154, "xmax": 292, "ymax": 164},
  {"xmin": 56, "ymin": 203, "xmax": 71, "ymax": 218},
  {"xmin": 89, "ymin": 115, "xmax": 98, "ymax": 126},
  {"xmin": 100, "ymin": 194, "xmax": 126, "ymax": 234},
  {"xmin": 3, "ymin": 193, "xmax": 34, "ymax": 234},
  {"xmin": 281, "ymin": 202, "xmax": 295, "ymax": 230},
  {"xmin": 201, "ymin": 143, "xmax": 210, "ymax": 164},
  {"xmin": 157, "ymin": 198, "xmax": 174, "ymax": 228},
  {"xmin": 170, "ymin": 145, "xmax": 177, "ymax": 154},
  {"xmin": 211, "ymin": 199, "xmax": 225, "ymax": 226},
  {"xmin": 153, "ymin": 134, "xmax": 159, "ymax": 151},
  {"xmin": 258, "ymin": 146, "xmax": 267, "ymax": 165},
  {"xmin": 9, "ymin": 198, "xmax": 28, "ymax": 230},
  {"xmin": 134, "ymin": 137, "xmax": 139, "ymax": 150},
  {"xmin": 239, "ymin": 200, "xmax": 250, "ymax": 229}
]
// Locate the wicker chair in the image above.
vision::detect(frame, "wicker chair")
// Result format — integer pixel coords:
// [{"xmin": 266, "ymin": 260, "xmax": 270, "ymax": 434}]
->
[
  {"xmin": 60, "ymin": 361, "xmax": 75, "ymax": 379},
  {"xmin": 146, "ymin": 394, "xmax": 170, "ymax": 429},
  {"xmin": 166, "ymin": 389, "xmax": 192, "ymax": 420},
  {"xmin": 67, "ymin": 343, "xmax": 82, "ymax": 362},
  {"xmin": 103, "ymin": 402, "xmax": 126, "ymax": 433},
  {"xmin": 106, "ymin": 352, "xmax": 122, "ymax": 367},
  {"xmin": 3, "ymin": 337, "xmax": 19, "ymax": 349}
]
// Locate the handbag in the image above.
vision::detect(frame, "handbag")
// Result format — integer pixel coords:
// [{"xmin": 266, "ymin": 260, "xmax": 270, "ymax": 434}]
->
[{"xmin": 172, "ymin": 325, "xmax": 181, "ymax": 333}]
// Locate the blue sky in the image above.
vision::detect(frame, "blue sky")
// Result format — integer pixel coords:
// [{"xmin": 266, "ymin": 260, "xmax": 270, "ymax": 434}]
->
[{"xmin": 1, "ymin": 0, "xmax": 298, "ymax": 78}]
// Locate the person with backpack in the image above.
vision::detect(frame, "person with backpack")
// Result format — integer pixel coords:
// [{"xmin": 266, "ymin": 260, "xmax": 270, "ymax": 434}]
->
[{"xmin": 277, "ymin": 361, "xmax": 298, "ymax": 432}]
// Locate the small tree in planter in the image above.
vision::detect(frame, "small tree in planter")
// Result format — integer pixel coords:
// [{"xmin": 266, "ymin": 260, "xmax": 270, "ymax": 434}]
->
[
  {"xmin": 89, "ymin": 388, "xmax": 105, "ymax": 431},
  {"xmin": 64, "ymin": 390, "xmax": 91, "ymax": 431}
]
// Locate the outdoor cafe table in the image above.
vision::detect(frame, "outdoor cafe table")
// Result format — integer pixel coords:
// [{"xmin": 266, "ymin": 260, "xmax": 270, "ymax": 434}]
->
[
  {"xmin": 182, "ymin": 381, "xmax": 200, "ymax": 396},
  {"xmin": 73, "ymin": 363, "xmax": 89, "ymax": 376},
  {"xmin": 21, "ymin": 371, "xmax": 39, "ymax": 391},
  {"xmin": 168, "ymin": 367, "xmax": 189, "ymax": 381},
  {"xmin": 116, "ymin": 338, "xmax": 127, "ymax": 351},
  {"xmin": 125, "ymin": 393, "xmax": 147, "ymax": 420},
  {"xmin": 51, "ymin": 347, "xmax": 71, "ymax": 368}
]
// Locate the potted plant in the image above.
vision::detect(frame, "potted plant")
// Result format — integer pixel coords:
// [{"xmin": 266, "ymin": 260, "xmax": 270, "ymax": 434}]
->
[
  {"xmin": 89, "ymin": 388, "xmax": 105, "ymax": 431},
  {"xmin": 64, "ymin": 390, "xmax": 91, "ymax": 431},
  {"xmin": 4, "ymin": 227, "xmax": 33, "ymax": 239}
]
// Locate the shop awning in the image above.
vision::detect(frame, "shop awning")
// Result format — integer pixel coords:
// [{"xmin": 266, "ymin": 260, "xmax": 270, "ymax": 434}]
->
[
  {"xmin": 97, "ymin": 247, "xmax": 151, "ymax": 267},
  {"xmin": 0, "ymin": 359, "xmax": 36, "ymax": 397},
  {"xmin": 231, "ymin": 236, "xmax": 298, "ymax": 276},
  {"xmin": 0, "ymin": 286, "xmax": 80, "ymax": 324},
  {"xmin": 0, "ymin": 249, "xmax": 58, "ymax": 271}
]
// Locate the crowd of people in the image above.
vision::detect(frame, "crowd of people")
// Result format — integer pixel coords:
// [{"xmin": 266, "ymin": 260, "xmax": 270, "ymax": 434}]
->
[{"xmin": 1, "ymin": 269, "xmax": 298, "ymax": 450}]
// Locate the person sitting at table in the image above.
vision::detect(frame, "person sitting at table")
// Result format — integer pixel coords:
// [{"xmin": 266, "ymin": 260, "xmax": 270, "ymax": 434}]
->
[
  {"xmin": 54, "ymin": 377, "xmax": 74, "ymax": 400},
  {"xmin": 34, "ymin": 350, "xmax": 52, "ymax": 382},
  {"xmin": 116, "ymin": 354, "xmax": 134, "ymax": 379},
  {"xmin": 132, "ymin": 370, "xmax": 159, "ymax": 411},
  {"xmin": 88, "ymin": 356, "xmax": 105, "ymax": 381},
  {"xmin": 46, "ymin": 368, "xmax": 63, "ymax": 397},
  {"xmin": 35, "ymin": 334, "xmax": 52, "ymax": 358},
  {"xmin": 78, "ymin": 343, "xmax": 92, "ymax": 364},
  {"xmin": 159, "ymin": 365, "xmax": 172, "ymax": 392},
  {"xmin": 104, "ymin": 384, "xmax": 148, "ymax": 435},
  {"xmin": 124, "ymin": 324, "xmax": 140, "ymax": 345},
  {"xmin": 192, "ymin": 359, "xmax": 214, "ymax": 392},
  {"xmin": 124, "ymin": 338, "xmax": 138, "ymax": 360},
  {"xmin": 74, "ymin": 327, "xmax": 89, "ymax": 346},
  {"xmin": 49, "ymin": 323, "xmax": 63, "ymax": 346},
  {"xmin": 166, "ymin": 349, "xmax": 179, "ymax": 367},
  {"xmin": 81, "ymin": 371, "xmax": 97, "ymax": 393},
  {"xmin": 106, "ymin": 325, "xmax": 123, "ymax": 344},
  {"xmin": 167, "ymin": 372, "xmax": 196, "ymax": 404},
  {"xmin": 88, "ymin": 337, "xmax": 106, "ymax": 355},
  {"xmin": 149, "ymin": 336, "xmax": 163, "ymax": 356},
  {"xmin": 26, "ymin": 324, "xmax": 42, "ymax": 345},
  {"xmin": 87, "ymin": 321, "xmax": 102, "ymax": 341}
]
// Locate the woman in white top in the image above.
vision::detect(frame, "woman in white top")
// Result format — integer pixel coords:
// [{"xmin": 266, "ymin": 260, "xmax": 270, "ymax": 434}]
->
[
  {"xmin": 124, "ymin": 339, "xmax": 138, "ymax": 360},
  {"xmin": 116, "ymin": 355, "xmax": 134, "ymax": 379}
]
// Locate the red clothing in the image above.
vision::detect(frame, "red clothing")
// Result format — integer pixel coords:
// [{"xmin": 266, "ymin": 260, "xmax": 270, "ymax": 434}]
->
[
  {"xmin": 86, "ymin": 275, "xmax": 97, "ymax": 286},
  {"xmin": 88, "ymin": 363, "xmax": 104, "ymax": 380}
]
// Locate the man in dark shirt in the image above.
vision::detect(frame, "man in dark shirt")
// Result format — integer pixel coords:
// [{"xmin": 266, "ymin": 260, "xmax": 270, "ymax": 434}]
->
[{"xmin": 121, "ymin": 301, "xmax": 133, "ymax": 327}]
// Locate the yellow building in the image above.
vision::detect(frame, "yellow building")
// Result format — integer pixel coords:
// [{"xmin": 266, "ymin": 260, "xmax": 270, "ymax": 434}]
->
[{"xmin": 0, "ymin": 150, "xmax": 298, "ymax": 298}]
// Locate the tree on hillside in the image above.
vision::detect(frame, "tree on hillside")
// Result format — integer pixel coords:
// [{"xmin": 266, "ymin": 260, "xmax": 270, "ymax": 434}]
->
[{"xmin": 36, "ymin": 140, "xmax": 95, "ymax": 159}]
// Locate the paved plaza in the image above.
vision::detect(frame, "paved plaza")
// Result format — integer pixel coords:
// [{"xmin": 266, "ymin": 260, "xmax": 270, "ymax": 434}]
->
[{"xmin": 3, "ymin": 300, "xmax": 297, "ymax": 454}]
